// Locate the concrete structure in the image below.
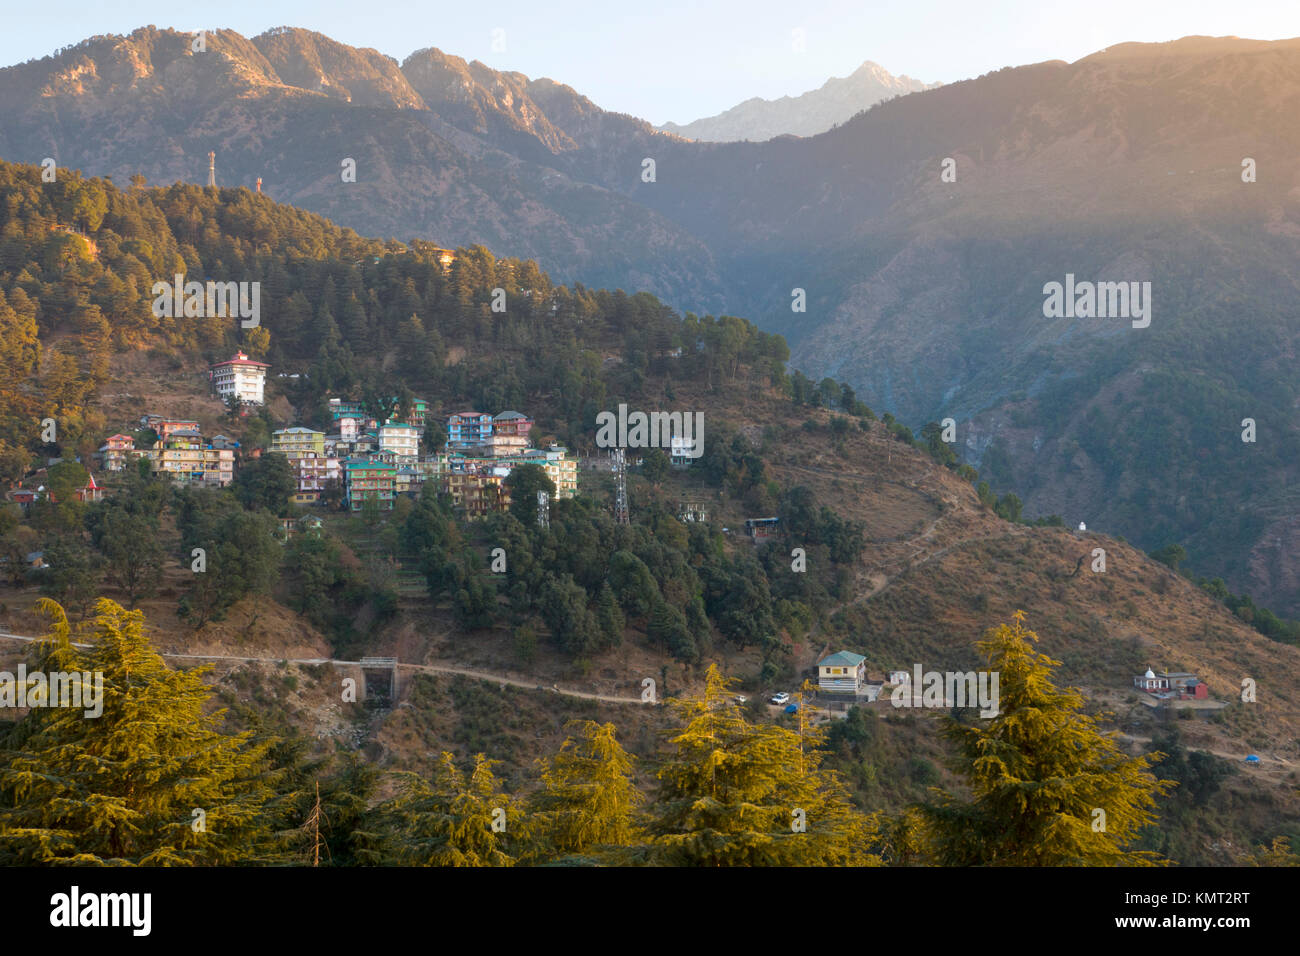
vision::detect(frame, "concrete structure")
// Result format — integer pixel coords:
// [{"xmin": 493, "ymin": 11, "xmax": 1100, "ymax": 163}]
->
[{"xmin": 209, "ymin": 351, "xmax": 269, "ymax": 406}]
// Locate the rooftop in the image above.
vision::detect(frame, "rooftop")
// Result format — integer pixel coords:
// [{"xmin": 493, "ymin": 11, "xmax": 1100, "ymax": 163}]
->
[{"xmin": 819, "ymin": 651, "xmax": 867, "ymax": 667}]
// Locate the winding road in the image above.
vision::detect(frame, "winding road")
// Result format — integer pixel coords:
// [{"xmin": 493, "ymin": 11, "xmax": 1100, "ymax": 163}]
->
[{"xmin": 0, "ymin": 630, "xmax": 650, "ymax": 706}]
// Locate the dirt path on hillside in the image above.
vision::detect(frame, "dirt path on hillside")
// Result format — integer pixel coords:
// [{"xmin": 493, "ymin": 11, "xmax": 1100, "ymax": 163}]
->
[
  {"xmin": 1117, "ymin": 732, "xmax": 1297, "ymax": 772},
  {"xmin": 0, "ymin": 631, "xmax": 650, "ymax": 706}
]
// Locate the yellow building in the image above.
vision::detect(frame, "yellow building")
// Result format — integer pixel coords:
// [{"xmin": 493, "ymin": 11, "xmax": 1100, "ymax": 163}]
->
[{"xmin": 271, "ymin": 427, "xmax": 326, "ymax": 459}]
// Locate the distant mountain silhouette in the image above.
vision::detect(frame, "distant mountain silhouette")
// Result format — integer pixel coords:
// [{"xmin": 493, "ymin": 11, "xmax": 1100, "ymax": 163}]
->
[{"xmin": 658, "ymin": 61, "xmax": 939, "ymax": 141}]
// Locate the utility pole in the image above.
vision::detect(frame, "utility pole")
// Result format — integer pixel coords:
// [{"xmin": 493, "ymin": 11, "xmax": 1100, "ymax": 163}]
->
[{"xmin": 614, "ymin": 448, "xmax": 629, "ymax": 524}]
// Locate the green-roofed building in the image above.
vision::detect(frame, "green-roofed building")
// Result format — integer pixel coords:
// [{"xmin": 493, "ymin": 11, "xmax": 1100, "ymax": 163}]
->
[{"xmin": 818, "ymin": 650, "xmax": 867, "ymax": 694}]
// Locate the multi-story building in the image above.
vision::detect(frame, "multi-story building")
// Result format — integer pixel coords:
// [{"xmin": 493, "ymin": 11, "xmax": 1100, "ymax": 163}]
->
[
  {"xmin": 329, "ymin": 396, "xmax": 426, "ymax": 430},
  {"xmin": 538, "ymin": 444, "xmax": 578, "ymax": 499},
  {"xmin": 395, "ymin": 465, "xmax": 421, "ymax": 497},
  {"xmin": 401, "ymin": 398, "xmax": 429, "ymax": 429},
  {"xmin": 492, "ymin": 411, "xmax": 533, "ymax": 439},
  {"xmin": 153, "ymin": 429, "xmax": 205, "ymax": 482},
  {"xmin": 209, "ymin": 351, "xmax": 269, "ymax": 406},
  {"xmin": 434, "ymin": 444, "xmax": 577, "ymax": 516},
  {"xmin": 443, "ymin": 466, "xmax": 510, "ymax": 518},
  {"xmin": 291, "ymin": 453, "xmax": 341, "ymax": 504},
  {"xmin": 328, "ymin": 399, "xmax": 367, "ymax": 422},
  {"xmin": 475, "ymin": 433, "xmax": 529, "ymax": 457},
  {"xmin": 98, "ymin": 434, "xmax": 135, "ymax": 471},
  {"xmin": 148, "ymin": 429, "xmax": 234, "ymax": 486},
  {"xmin": 377, "ymin": 423, "xmax": 420, "ymax": 463},
  {"xmin": 140, "ymin": 416, "xmax": 201, "ymax": 440},
  {"xmin": 203, "ymin": 446, "xmax": 236, "ymax": 486},
  {"xmin": 338, "ymin": 417, "xmax": 364, "ymax": 441},
  {"xmin": 447, "ymin": 411, "xmax": 493, "ymax": 449},
  {"xmin": 344, "ymin": 456, "xmax": 396, "ymax": 511},
  {"xmin": 271, "ymin": 427, "xmax": 326, "ymax": 460}
]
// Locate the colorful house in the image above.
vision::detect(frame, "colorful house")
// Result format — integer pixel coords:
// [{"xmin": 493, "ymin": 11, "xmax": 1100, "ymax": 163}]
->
[
  {"xmin": 151, "ymin": 430, "xmax": 234, "ymax": 486},
  {"xmin": 344, "ymin": 456, "xmax": 397, "ymax": 511},
  {"xmin": 447, "ymin": 411, "xmax": 494, "ymax": 449},
  {"xmin": 98, "ymin": 434, "xmax": 136, "ymax": 471}
]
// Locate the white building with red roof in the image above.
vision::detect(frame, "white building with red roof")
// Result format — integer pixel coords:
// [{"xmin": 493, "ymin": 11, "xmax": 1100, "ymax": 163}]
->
[{"xmin": 209, "ymin": 351, "xmax": 270, "ymax": 406}]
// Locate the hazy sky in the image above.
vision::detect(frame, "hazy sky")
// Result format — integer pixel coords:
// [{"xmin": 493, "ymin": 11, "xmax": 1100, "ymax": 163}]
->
[{"xmin": 4, "ymin": 1, "xmax": 1299, "ymax": 125}]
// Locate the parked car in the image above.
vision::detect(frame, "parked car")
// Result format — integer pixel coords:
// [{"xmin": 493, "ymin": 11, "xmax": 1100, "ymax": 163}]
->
[
  {"xmin": 770, "ymin": 692, "xmax": 790, "ymax": 705},
  {"xmin": 734, "ymin": 695, "xmax": 747, "ymax": 704},
  {"xmin": 784, "ymin": 703, "xmax": 799, "ymax": 715}
]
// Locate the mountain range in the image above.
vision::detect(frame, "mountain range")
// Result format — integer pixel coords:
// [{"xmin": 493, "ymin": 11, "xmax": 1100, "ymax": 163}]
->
[
  {"xmin": 657, "ymin": 60, "xmax": 939, "ymax": 141},
  {"xmin": 1, "ymin": 28, "xmax": 1298, "ymax": 614}
]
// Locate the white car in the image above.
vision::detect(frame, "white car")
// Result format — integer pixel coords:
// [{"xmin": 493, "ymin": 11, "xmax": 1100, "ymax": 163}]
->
[
  {"xmin": 770, "ymin": 692, "xmax": 790, "ymax": 705},
  {"xmin": 734, "ymin": 695, "xmax": 747, "ymax": 705}
]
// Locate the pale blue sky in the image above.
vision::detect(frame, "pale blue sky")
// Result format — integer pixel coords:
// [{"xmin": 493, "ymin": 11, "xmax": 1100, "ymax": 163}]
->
[{"xmin": 4, "ymin": 1, "xmax": 1299, "ymax": 125}]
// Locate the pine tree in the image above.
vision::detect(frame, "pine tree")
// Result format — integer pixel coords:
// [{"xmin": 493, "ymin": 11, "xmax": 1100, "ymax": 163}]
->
[
  {"xmin": 595, "ymin": 583, "xmax": 625, "ymax": 648},
  {"xmin": 918, "ymin": 611, "xmax": 1173, "ymax": 866},
  {"xmin": 648, "ymin": 664, "xmax": 880, "ymax": 866},
  {"xmin": 376, "ymin": 752, "xmax": 523, "ymax": 866},
  {"xmin": 531, "ymin": 720, "xmax": 641, "ymax": 860},
  {"xmin": 0, "ymin": 599, "xmax": 284, "ymax": 865}
]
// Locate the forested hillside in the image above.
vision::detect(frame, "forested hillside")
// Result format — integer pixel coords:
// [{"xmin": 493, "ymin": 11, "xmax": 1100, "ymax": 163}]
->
[
  {"xmin": 0, "ymin": 158, "xmax": 1296, "ymax": 867},
  {"xmin": 6, "ymin": 29, "xmax": 1299, "ymax": 613}
]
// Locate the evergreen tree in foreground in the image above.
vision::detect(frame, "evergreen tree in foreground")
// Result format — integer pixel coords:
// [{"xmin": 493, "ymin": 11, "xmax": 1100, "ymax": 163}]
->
[
  {"xmin": 648, "ymin": 664, "xmax": 881, "ymax": 866},
  {"xmin": 531, "ymin": 720, "xmax": 642, "ymax": 861},
  {"xmin": 0, "ymin": 598, "xmax": 284, "ymax": 864},
  {"xmin": 919, "ymin": 610, "xmax": 1173, "ymax": 865},
  {"xmin": 376, "ymin": 752, "xmax": 524, "ymax": 866}
]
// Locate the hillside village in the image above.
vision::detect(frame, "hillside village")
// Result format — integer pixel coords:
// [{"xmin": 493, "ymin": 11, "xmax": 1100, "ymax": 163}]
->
[
  {"xmin": 11, "ymin": 351, "xmax": 580, "ymax": 522},
  {"xmin": 3, "ymin": 345, "xmax": 1238, "ymax": 729}
]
